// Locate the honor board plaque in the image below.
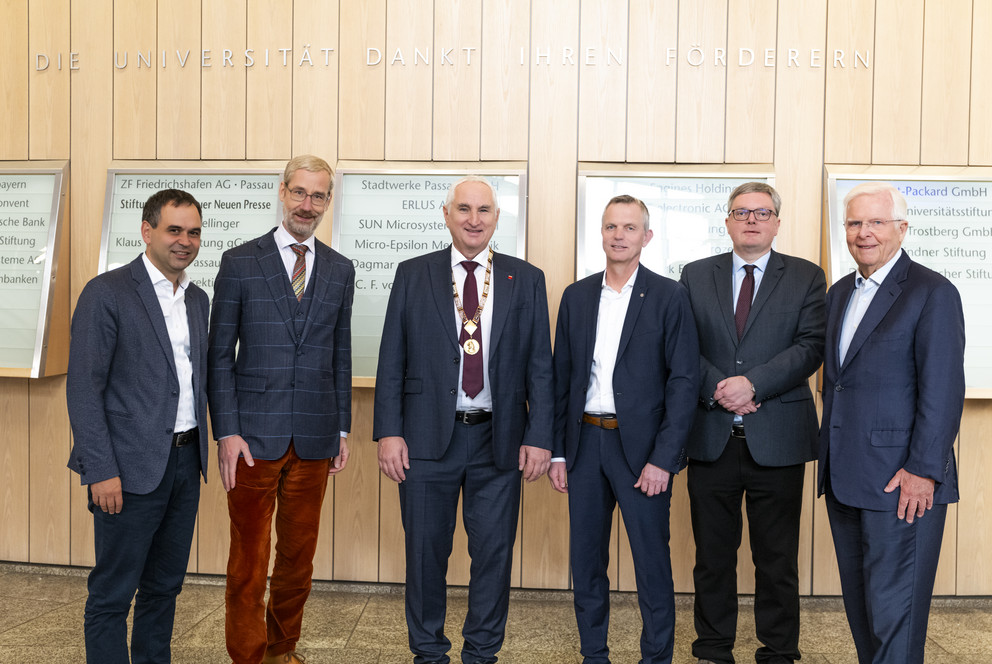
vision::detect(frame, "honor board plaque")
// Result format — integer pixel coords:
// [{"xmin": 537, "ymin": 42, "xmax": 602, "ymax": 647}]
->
[
  {"xmin": 0, "ymin": 161, "xmax": 68, "ymax": 378},
  {"xmin": 332, "ymin": 169, "xmax": 526, "ymax": 380}
]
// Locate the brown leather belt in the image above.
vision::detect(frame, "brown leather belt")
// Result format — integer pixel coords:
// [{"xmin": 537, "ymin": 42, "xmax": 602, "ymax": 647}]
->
[
  {"xmin": 172, "ymin": 427, "xmax": 199, "ymax": 447},
  {"xmin": 583, "ymin": 413, "xmax": 619, "ymax": 430}
]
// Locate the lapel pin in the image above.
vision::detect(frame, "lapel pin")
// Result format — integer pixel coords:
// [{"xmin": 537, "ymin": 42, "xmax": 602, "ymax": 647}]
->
[{"xmin": 507, "ymin": 275, "xmax": 513, "ymax": 280}]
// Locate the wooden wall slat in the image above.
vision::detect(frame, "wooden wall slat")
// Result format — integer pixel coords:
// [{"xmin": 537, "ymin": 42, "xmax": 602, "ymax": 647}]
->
[
  {"xmin": 28, "ymin": 0, "xmax": 70, "ymax": 160},
  {"xmin": 0, "ymin": 0, "xmax": 28, "ymax": 159},
  {"xmin": 246, "ymin": 0, "xmax": 293, "ymax": 160},
  {"xmin": 969, "ymin": 2, "xmax": 992, "ymax": 165},
  {"xmin": 432, "ymin": 0, "xmax": 482, "ymax": 161},
  {"xmin": 291, "ymin": 0, "xmax": 340, "ymax": 163},
  {"xmin": 28, "ymin": 376, "xmax": 70, "ymax": 563},
  {"xmin": 201, "ymin": 0, "xmax": 247, "ymax": 159},
  {"xmin": 0, "ymin": 380, "xmax": 30, "ymax": 561},
  {"xmin": 675, "ymin": 0, "xmax": 728, "ymax": 163},
  {"xmin": 480, "ymin": 0, "xmax": 530, "ymax": 161},
  {"xmin": 338, "ymin": 0, "xmax": 386, "ymax": 159},
  {"xmin": 823, "ymin": 0, "xmax": 875, "ymax": 165},
  {"xmin": 626, "ymin": 0, "xmax": 677, "ymax": 163},
  {"xmin": 956, "ymin": 401, "xmax": 992, "ymax": 594},
  {"xmin": 519, "ymin": 0, "xmax": 579, "ymax": 590},
  {"xmin": 725, "ymin": 0, "xmax": 776, "ymax": 164},
  {"xmin": 383, "ymin": 0, "xmax": 434, "ymax": 161},
  {"xmin": 158, "ymin": 0, "xmax": 202, "ymax": 159},
  {"xmin": 112, "ymin": 0, "xmax": 157, "ymax": 159},
  {"xmin": 577, "ymin": 0, "xmax": 628, "ymax": 162},
  {"xmin": 871, "ymin": 0, "xmax": 923, "ymax": 164},
  {"xmin": 920, "ymin": 0, "xmax": 972, "ymax": 166}
]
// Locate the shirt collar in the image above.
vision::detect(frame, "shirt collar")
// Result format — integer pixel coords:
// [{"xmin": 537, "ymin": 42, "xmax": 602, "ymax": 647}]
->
[
  {"xmin": 451, "ymin": 243, "xmax": 493, "ymax": 268},
  {"xmin": 857, "ymin": 248, "xmax": 902, "ymax": 287},
  {"xmin": 142, "ymin": 253, "xmax": 189, "ymax": 292},
  {"xmin": 275, "ymin": 222, "xmax": 316, "ymax": 253},
  {"xmin": 732, "ymin": 249, "xmax": 771, "ymax": 273},
  {"xmin": 600, "ymin": 265, "xmax": 639, "ymax": 293}
]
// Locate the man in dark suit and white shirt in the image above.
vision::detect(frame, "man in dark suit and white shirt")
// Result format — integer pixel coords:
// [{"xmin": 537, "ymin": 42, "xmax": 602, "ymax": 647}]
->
[
  {"xmin": 67, "ymin": 189, "xmax": 210, "ymax": 664},
  {"xmin": 208, "ymin": 155, "xmax": 354, "ymax": 664},
  {"xmin": 679, "ymin": 182, "xmax": 826, "ymax": 664},
  {"xmin": 373, "ymin": 175, "xmax": 553, "ymax": 664},
  {"xmin": 819, "ymin": 182, "xmax": 965, "ymax": 664},
  {"xmin": 550, "ymin": 194, "xmax": 700, "ymax": 664}
]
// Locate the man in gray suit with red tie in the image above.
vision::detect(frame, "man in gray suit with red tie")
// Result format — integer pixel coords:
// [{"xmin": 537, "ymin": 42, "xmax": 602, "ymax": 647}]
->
[
  {"xmin": 551, "ymin": 194, "xmax": 700, "ymax": 664},
  {"xmin": 679, "ymin": 182, "xmax": 826, "ymax": 664},
  {"xmin": 374, "ymin": 176, "xmax": 553, "ymax": 664},
  {"xmin": 820, "ymin": 182, "xmax": 965, "ymax": 664},
  {"xmin": 67, "ymin": 189, "xmax": 210, "ymax": 663},
  {"xmin": 208, "ymin": 155, "xmax": 355, "ymax": 664}
]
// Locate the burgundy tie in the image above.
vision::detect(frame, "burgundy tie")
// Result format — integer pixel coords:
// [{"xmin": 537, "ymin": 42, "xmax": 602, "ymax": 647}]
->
[
  {"xmin": 460, "ymin": 260, "xmax": 483, "ymax": 398},
  {"xmin": 734, "ymin": 264, "xmax": 755, "ymax": 339}
]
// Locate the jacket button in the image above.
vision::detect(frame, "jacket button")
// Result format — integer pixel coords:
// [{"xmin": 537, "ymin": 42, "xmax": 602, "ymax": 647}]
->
[
  {"xmin": 450, "ymin": 389, "xmax": 456, "ymax": 395},
  {"xmin": 453, "ymin": 357, "xmax": 459, "ymax": 364},
  {"xmin": 835, "ymin": 385, "xmax": 843, "ymax": 392}
]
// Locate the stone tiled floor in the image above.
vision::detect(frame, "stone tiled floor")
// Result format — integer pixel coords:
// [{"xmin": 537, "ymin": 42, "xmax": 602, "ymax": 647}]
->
[{"xmin": 1, "ymin": 563, "xmax": 990, "ymax": 663}]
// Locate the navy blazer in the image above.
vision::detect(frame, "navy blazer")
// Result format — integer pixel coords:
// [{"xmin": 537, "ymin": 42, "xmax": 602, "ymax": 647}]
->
[
  {"xmin": 67, "ymin": 256, "xmax": 210, "ymax": 494},
  {"xmin": 818, "ymin": 252, "xmax": 965, "ymax": 509},
  {"xmin": 372, "ymin": 248, "xmax": 553, "ymax": 470},
  {"xmin": 553, "ymin": 266, "xmax": 700, "ymax": 475},
  {"xmin": 208, "ymin": 228, "xmax": 355, "ymax": 460},
  {"xmin": 680, "ymin": 250, "xmax": 826, "ymax": 466}
]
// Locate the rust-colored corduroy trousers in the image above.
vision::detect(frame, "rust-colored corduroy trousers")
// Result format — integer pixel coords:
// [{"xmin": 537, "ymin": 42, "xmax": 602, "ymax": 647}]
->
[{"xmin": 225, "ymin": 443, "xmax": 331, "ymax": 664}]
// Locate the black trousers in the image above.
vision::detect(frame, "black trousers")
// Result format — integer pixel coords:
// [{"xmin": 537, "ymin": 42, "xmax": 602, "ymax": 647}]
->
[{"xmin": 688, "ymin": 435, "xmax": 805, "ymax": 664}]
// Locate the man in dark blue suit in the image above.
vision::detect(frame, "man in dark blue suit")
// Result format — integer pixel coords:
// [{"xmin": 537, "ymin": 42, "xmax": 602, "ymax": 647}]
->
[
  {"xmin": 550, "ymin": 194, "xmax": 700, "ymax": 664},
  {"xmin": 374, "ymin": 176, "xmax": 553, "ymax": 664},
  {"xmin": 67, "ymin": 189, "xmax": 209, "ymax": 664},
  {"xmin": 679, "ymin": 182, "xmax": 826, "ymax": 664},
  {"xmin": 819, "ymin": 182, "xmax": 965, "ymax": 664},
  {"xmin": 208, "ymin": 155, "xmax": 355, "ymax": 664}
]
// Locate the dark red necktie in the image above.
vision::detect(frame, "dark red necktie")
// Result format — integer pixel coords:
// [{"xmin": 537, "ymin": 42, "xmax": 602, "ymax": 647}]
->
[
  {"xmin": 460, "ymin": 261, "xmax": 483, "ymax": 398},
  {"xmin": 734, "ymin": 264, "xmax": 755, "ymax": 339}
]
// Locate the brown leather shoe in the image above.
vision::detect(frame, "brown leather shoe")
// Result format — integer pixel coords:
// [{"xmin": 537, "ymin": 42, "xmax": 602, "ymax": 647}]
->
[{"xmin": 261, "ymin": 652, "xmax": 306, "ymax": 664}]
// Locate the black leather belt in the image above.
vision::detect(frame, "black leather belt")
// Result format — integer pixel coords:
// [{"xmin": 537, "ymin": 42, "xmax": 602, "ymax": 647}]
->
[
  {"xmin": 455, "ymin": 410, "xmax": 492, "ymax": 425},
  {"xmin": 731, "ymin": 424, "xmax": 746, "ymax": 439},
  {"xmin": 583, "ymin": 413, "xmax": 619, "ymax": 430},
  {"xmin": 172, "ymin": 427, "xmax": 199, "ymax": 447}
]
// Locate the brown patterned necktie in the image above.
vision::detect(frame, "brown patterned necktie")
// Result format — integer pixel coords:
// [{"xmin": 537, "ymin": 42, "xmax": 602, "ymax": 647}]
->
[
  {"xmin": 734, "ymin": 264, "xmax": 755, "ymax": 339},
  {"xmin": 291, "ymin": 243, "xmax": 308, "ymax": 301}
]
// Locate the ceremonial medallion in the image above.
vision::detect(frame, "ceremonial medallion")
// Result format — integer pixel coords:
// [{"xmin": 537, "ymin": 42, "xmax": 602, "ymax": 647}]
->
[{"xmin": 463, "ymin": 338, "xmax": 480, "ymax": 355}]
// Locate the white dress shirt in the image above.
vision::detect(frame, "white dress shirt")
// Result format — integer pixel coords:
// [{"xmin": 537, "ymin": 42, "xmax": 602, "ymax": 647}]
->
[
  {"xmin": 141, "ymin": 254, "xmax": 197, "ymax": 432},
  {"xmin": 274, "ymin": 222, "xmax": 316, "ymax": 289},
  {"xmin": 453, "ymin": 244, "xmax": 495, "ymax": 411},
  {"xmin": 838, "ymin": 249, "xmax": 902, "ymax": 364}
]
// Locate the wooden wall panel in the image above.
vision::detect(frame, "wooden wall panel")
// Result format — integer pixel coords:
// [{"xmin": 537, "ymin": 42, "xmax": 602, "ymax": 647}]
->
[
  {"xmin": 970, "ymin": 3, "xmax": 992, "ymax": 165},
  {"xmin": 28, "ymin": 377, "xmax": 70, "ymax": 563},
  {"xmin": 432, "ymin": 0, "xmax": 482, "ymax": 161},
  {"xmin": 28, "ymin": 0, "xmax": 70, "ymax": 160},
  {"xmin": 724, "ymin": 0, "xmax": 776, "ymax": 164},
  {"xmin": 157, "ymin": 0, "xmax": 202, "ymax": 159},
  {"xmin": 112, "ymin": 0, "xmax": 157, "ymax": 159},
  {"xmin": 201, "ymin": 0, "xmax": 247, "ymax": 159},
  {"xmin": 626, "ymin": 0, "xmax": 677, "ymax": 163},
  {"xmin": 480, "ymin": 0, "xmax": 529, "ymax": 161},
  {"xmin": 246, "ymin": 0, "xmax": 293, "ymax": 159},
  {"xmin": 675, "ymin": 0, "xmax": 728, "ymax": 163},
  {"xmin": 519, "ymin": 0, "xmax": 579, "ymax": 590},
  {"xmin": 291, "ymin": 0, "xmax": 339, "ymax": 162},
  {"xmin": 811, "ymin": 467, "xmax": 840, "ymax": 594},
  {"xmin": 0, "ymin": 1, "xmax": 28, "ymax": 159},
  {"xmin": 331, "ymin": 388, "xmax": 380, "ymax": 581},
  {"xmin": 0, "ymin": 380, "xmax": 30, "ymax": 561},
  {"xmin": 339, "ymin": 0, "xmax": 386, "ymax": 159},
  {"xmin": 921, "ymin": 0, "xmax": 972, "ymax": 166},
  {"xmin": 383, "ymin": 0, "xmax": 433, "ymax": 161},
  {"xmin": 577, "ymin": 0, "xmax": 628, "ymax": 162},
  {"xmin": 957, "ymin": 401, "xmax": 992, "ymax": 594},
  {"xmin": 194, "ymin": 444, "xmax": 231, "ymax": 574},
  {"xmin": 823, "ymin": 0, "xmax": 874, "ymax": 165},
  {"xmin": 871, "ymin": 0, "xmax": 923, "ymax": 164}
]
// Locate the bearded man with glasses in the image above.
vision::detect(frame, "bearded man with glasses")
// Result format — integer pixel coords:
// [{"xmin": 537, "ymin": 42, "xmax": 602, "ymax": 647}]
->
[
  {"xmin": 208, "ymin": 155, "xmax": 355, "ymax": 664},
  {"xmin": 679, "ymin": 182, "xmax": 826, "ymax": 664}
]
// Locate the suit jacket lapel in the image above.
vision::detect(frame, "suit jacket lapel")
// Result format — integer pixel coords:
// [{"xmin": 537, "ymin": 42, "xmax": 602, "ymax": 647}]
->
[
  {"xmin": 298, "ymin": 243, "xmax": 334, "ymax": 344},
  {"xmin": 256, "ymin": 231, "xmax": 297, "ymax": 342},
  {"xmin": 130, "ymin": 258, "xmax": 178, "ymax": 380},
  {"xmin": 581, "ymin": 275, "xmax": 601, "ymax": 375},
  {"xmin": 841, "ymin": 254, "xmax": 909, "ymax": 369},
  {"xmin": 743, "ymin": 251, "xmax": 784, "ymax": 339},
  {"xmin": 489, "ymin": 253, "xmax": 512, "ymax": 356},
  {"xmin": 185, "ymin": 288, "xmax": 204, "ymax": 391},
  {"xmin": 430, "ymin": 249, "xmax": 459, "ymax": 349},
  {"xmin": 616, "ymin": 267, "xmax": 646, "ymax": 361},
  {"xmin": 825, "ymin": 273, "xmax": 855, "ymax": 377},
  {"xmin": 712, "ymin": 253, "xmax": 738, "ymax": 343}
]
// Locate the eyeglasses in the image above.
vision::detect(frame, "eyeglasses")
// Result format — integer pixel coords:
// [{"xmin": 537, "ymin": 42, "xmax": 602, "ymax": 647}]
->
[
  {"xmin": 730, "ymin": 208, "xmax": 775, "ymax": 221},
  {"xmin": 287, "ymin": 187, "xmax": 330, "ymax": 208},
  {"xmin": 844, "ymin": 219, "xmax": 902, "ymax": 232}
]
